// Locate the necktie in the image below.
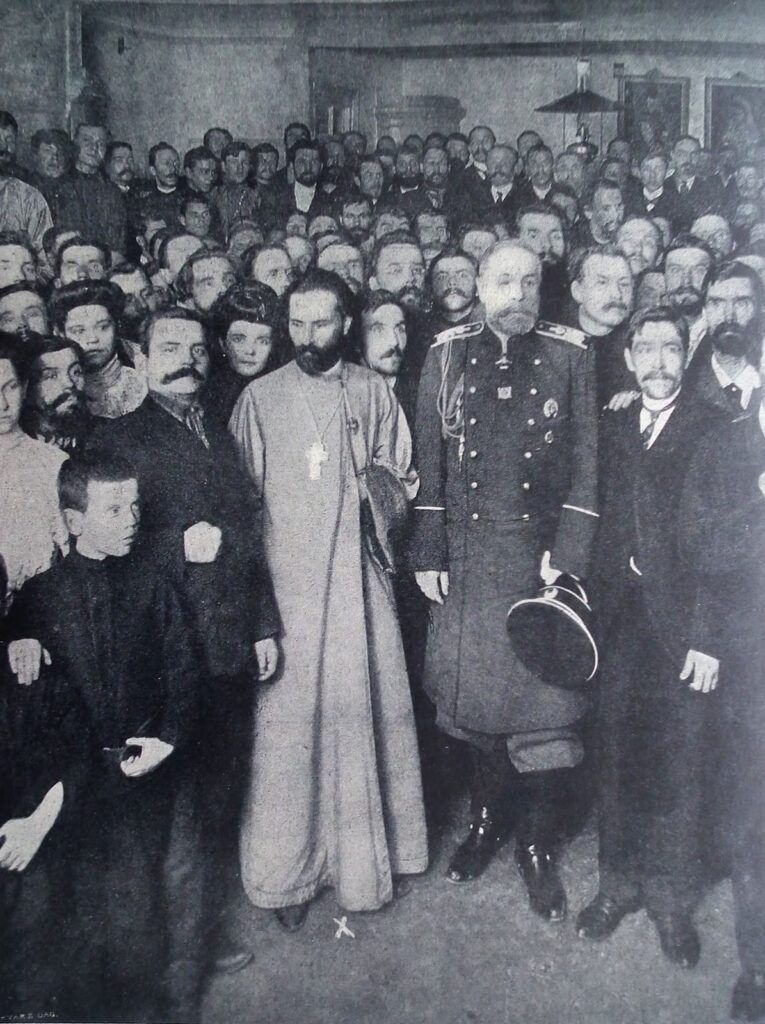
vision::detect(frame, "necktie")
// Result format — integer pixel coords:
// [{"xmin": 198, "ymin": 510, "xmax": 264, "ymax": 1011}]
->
[
  {"xmin": 494, "ymin": 191, "xmax": 502, "ymax": 204},
  {"xmin": 185, "ymin": 404, "xmax": 210, "ymax": 449},
  {"xmin": 725, "ymin": 381, "xmax": 742, "ymax": 406},
  {"xmin": 679, "ymin": 181, "xmax": 688, "ymax": 194},
  {"xmin": 641, "ymin": 408, "xmax": 662, "ymax": 449}
]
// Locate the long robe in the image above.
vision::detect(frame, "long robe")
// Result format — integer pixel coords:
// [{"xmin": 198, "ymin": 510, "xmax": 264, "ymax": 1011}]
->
[{"xmin": 229, "ymin": 359, "xmax": 428, "ymax": 912}]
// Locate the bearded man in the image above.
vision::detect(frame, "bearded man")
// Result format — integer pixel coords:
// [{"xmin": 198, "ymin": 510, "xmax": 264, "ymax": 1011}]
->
[
  {"xmin": 408, "ymin": 240, "xmax": 598, "ymax": 923},
  {"xmin": 685, "ymin": 261, "xmax": 763, "ymax": 417},
  {"xmin": 229, "ymin": 269, "xmax": 427, "ymax": 930},
  {"xmin": 21, "ymin": 334, "xmax": 94, "ymax": 451}
]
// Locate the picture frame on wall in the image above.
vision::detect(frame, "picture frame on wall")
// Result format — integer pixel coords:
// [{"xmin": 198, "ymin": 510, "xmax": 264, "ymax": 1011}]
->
[
  {"xmin": 705, "ymin": 74, "xmax": 765, "ymax": 155},
  {"xmin": 615, "ymin": 68, "xmax": 690, "ymax": 159}
]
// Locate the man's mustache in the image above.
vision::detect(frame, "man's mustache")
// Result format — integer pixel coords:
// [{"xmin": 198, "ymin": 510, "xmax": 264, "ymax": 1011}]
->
[
  {"xmin": 604, "ymin": 302, "xmax": 628, "ymax": 313},
  {"xmin": 381, "ymin": 347, "xmax": 403, "ymax": 360},
  {"xmin": 51, "ymin": 390, "xmax": 80, "ymax": 410},
  {"xmin": 161, "ymin": 367, "xmax": 205, "ymax": 384}
]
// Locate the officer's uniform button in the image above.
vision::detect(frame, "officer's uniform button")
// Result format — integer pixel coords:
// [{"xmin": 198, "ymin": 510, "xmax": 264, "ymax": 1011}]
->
[
  {"xmin": 522, "ymin": 482, "xmax": 530, "ymax": 490},
  {"xmin": 527, "ymin": 418, "xmax": 535, "ymax": 426},
  {"xmin": 470, "ymin": 481, "xmax": 478, "ymax": 489},
  {"xmin": 469, "ymin": 417, "xmax": 477, "ymax": 425},
  {"xmin": 471, "ymin": 512, "xmax": 479, "ymax": 521},
  {"xmin": 524, "ymin": 451, "xmax": 532, "ymax": 459},
  {"xmin": 530, "ymin": 387, "xmax": 538, "ymax": 396},
  {"xmin": 470, "ymin": 357, "xmax": 477, "ymax": 365},
  {"xmin": 468, "ymin": 386, "xmax": 476, "ymax": 394},
  {"xmin": 533, "ymin": 358, "xmax": 541, "ymax": 366},
  {"xmin": 522, "ymin": 513, "xmax": 530, "ymax": 521},
  {"xmin": 470, "ymin": 450, "xmax": 478, "ymax": 458}
]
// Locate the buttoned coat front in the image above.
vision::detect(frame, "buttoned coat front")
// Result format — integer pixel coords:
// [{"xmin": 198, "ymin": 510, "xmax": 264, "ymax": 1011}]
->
[{"xmin": 408, "ymin": 321, "xmax": 599, "ymax": 736}]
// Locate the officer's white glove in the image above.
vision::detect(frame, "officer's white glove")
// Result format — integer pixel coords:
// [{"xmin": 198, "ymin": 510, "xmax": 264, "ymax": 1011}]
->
[
  {"xmin": 415, "ymin": 571, "xmax": 449, "ymax": 605},
  {"xmin": 540, "ymin": 550, "xmax": 562, "ymax": 586}
]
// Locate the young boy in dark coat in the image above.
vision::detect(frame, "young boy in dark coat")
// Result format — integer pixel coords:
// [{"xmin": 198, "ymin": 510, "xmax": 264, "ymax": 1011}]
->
[{"xmin": 7, "ymin": 453, "xmax": 204, "ymax": 1022}]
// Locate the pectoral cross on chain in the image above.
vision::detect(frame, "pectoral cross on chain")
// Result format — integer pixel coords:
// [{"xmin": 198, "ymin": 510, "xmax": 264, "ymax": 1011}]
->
[{"xmin": 306, "ymin": 440, "xmax": 329, "ymax": 480}]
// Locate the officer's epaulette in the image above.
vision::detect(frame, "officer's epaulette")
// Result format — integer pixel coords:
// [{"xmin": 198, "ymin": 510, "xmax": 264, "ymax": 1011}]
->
[
  {"xmin": 430, "ymin": 321, "xmax": 484, "ymax": 348},
  {"xmin": 536, "ymin": 320, "xmax": 589, "ymax": 350}
]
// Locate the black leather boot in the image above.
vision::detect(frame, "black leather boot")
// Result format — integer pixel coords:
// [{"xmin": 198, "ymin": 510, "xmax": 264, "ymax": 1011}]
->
[
  {"xmin": 446, "ymin": 805, "xmax": 510, "ymax": 883},
  {"xmin": 515, "ymin": 843, "xmax": 567, "ymax": 922},
  {"xmin": 514, "ymin": 768, "xmax": 570, "ymax": 922}
]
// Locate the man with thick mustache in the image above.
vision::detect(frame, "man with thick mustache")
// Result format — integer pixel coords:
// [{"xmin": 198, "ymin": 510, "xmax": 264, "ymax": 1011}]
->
[
  {"xmin": 567, "ymin": 246, "xmax": 636, "ymax": 410},
  {"xmin": 87, "ymin": 306, "xmax": 280, "ymax": 981},
  {"xmin": 21, "ymin": 334, "xmax": 94, "ymax": 451},
  {"xmin": 685, "ymin": 261, "xmax": 763, "ymax": 417},
  {"xmin": 230, "ymin": 270, "xmax": 427, "ymax": 930},
  {"xmin": 409, "ymin": 240, "xmax": 598, "ymax": 923},
  {"xmin": 577, "ymin": 306, "xmax": 724, "ymax": 969}
]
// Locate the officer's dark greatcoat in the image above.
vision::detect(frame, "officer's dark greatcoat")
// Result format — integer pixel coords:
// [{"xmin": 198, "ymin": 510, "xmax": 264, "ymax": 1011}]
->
[{"xmin": 408, "ymin": 319, "xmax": 599, "ymax": 739}]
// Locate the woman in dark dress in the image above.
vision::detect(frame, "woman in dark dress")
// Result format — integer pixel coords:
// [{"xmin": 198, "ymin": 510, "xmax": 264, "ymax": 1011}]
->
[{"xmin": 202, "ymin": 281, "xmax": 284, "ymax": 426}]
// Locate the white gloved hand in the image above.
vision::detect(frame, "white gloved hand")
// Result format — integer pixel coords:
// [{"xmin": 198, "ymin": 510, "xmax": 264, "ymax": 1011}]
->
[
  {"xmin": 540, "ymin": 550, "xmax": 562, "ymax": 586},
  {"xmin": 183, "ymin": 521, "xmax": 222, "ymax": 563}
]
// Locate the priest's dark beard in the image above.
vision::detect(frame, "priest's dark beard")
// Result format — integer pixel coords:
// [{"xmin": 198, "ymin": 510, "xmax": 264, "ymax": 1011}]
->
[{"xmin": 295, "ymin": 343, "xmax": 342, "ymax": 375}]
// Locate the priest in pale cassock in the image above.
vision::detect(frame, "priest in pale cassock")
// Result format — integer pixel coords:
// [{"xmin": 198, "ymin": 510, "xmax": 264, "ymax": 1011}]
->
[{"xmin": 229, "ymin": 269, "xmax": 428, "ymax": 931}]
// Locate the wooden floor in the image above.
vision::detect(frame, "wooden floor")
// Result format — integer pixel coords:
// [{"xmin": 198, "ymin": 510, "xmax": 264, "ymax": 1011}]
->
[{"xmin": 203, "ymin": 811, "xmax": 741, "ymax": 1024}]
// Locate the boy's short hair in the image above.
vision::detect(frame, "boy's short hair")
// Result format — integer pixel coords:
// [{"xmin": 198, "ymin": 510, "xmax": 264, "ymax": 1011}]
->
[{"xmin": 58, "ymin": 453, "xmax": 137, "ymax": 514}]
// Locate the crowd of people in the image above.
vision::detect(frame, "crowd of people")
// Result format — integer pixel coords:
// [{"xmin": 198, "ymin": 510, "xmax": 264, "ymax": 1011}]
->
[{"xmin": 1, "ymin": 106, "xmax": 765, "ymax": 1024}]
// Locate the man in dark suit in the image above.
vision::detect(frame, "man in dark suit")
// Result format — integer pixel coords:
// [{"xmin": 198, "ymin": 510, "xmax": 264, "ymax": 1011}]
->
[
  {"xmin": 478, "ymin": 144, "xmax": 523, "ymax": 227},
  {"xmin": 566, "ymin": 245, "xmax": 635, "ymax": 410},
  {"xmin": 680, "ymin": 341, "xmax": 765, "ymax": 1020},
  {"xmin": 408, "ymin": 241, "xmax": 599, "ymax": 922},
  {"xmin": 576, "ymin": 306, "xmax": 723, "ymax": 968},
  {"xmin": 260, "ymin": 140, "xmax": 336, "ymax": 231},
  {"xmin": 667, "ymin": 136, "xmax": 723, "ymax": 221},
  {"xmin": 638, "ymin": 153, "xmax": 692, "ymax": 235},
  {"xmin": 6, "ymin": 453, "xmax": 203, "ymax": 1020},
  {"xmin": 685, "ymin": 261, "xmax": 762, "ymax": 418},
  {"xmin": 459, "ymin": 125, "xmax": 496, "ymax": 214},
  {"xmin": 87, "ymin": 307, "xmax": 280, "ymax": 974}
]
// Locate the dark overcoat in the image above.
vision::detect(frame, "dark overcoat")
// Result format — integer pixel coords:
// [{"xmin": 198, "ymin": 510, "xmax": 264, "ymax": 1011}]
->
[
  {"xmin": 407, "ymin": 319, "xmax": 598, "ymax": 736},
  {"xmin": 88, "ymin": 397, "xmax": 280, "ymax": 678}
]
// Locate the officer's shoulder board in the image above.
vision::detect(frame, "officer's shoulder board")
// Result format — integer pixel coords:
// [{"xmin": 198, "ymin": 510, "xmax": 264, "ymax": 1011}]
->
[
  {"xmin": 536, "ymin": 320, "xmax": 589, "ymax": 350},
  {"xmin": 430, "ymin": 320, "xmax": 484, "ymax": 349}
]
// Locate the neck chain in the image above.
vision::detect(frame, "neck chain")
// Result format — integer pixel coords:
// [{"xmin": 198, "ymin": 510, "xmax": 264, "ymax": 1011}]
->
[{"xmin": 295, "ymin": 363, "xmax": 346, "ymax": 480}]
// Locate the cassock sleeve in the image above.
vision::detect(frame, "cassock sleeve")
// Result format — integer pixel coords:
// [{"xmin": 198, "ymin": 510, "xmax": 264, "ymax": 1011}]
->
[
  {"xmin": 372, "ymin": 381, "xmax": 419, "ymax": 501},
  {"xmin": 229, "ymin": 387, "xmax": 266, "ymax": 495},
  {"xmin": 551, "ymin": 343, "xmax": 600, "ymax": 579},
  {"xmin": 406, "ymin": 343, "xmax": 449, "ymax": 572}
]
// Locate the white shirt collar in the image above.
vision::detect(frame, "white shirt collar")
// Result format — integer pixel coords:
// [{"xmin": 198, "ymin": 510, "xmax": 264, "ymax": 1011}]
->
[
  {"xmin": 492, "ymin": 181, "xmax": 514, "ymax": 201},
  {"xmin": 293, "ymin": 180, "xmax": 317, "ymax": 212},
  {"xmin": 533, "ymin": 183, "xmax": 552, "ymax": 200},
  {"xmin": 643, "ymin": 186, "xmax": 664, "ymax": 202},
  {"xmin": 639, "ymin": 388, "xmax": 681, "ymax": 448},
  {"xmin": 711, "ymin": 352, "xmax": 761, "ymax": 409},
  {"xmin": 758, "ymin": 403, "xmax": 765, "ymax": 441}
]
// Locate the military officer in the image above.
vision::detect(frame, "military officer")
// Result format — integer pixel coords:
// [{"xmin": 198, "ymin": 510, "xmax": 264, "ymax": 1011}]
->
[{"xmin": 408, "ymin": 239, "xmax": 598, "ymax": 922}]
